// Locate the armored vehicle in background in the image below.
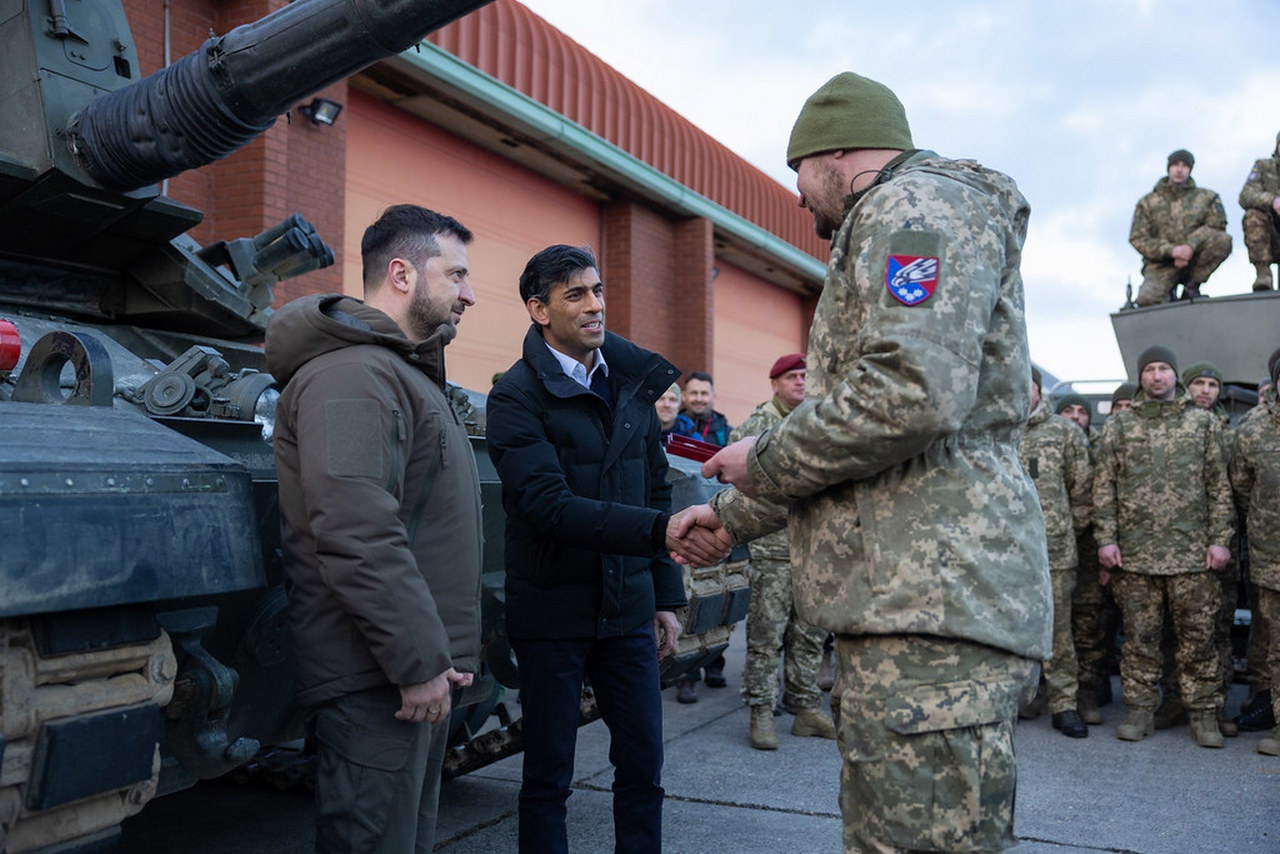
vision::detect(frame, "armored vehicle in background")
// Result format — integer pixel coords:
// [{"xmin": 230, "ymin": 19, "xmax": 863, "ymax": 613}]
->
[
  {"xmin": 1109, "ymin": 291, "xmax": 1280, "ymax": 422},
  {"xmin": 0, "ymin": 2, "xmax": 745, "ymax": 851}
]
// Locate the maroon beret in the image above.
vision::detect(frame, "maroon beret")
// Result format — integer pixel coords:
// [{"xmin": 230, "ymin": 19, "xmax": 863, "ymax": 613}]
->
[{"xmin": 769, "ymin": 353, "xmax": 806, "ymax": 379}]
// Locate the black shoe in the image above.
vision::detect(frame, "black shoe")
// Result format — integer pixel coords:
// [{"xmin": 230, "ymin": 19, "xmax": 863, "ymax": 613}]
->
[
  {"xmin": 1052, "ymin": 710, "xmax": 1089, "ymax": 739},
  {"xmin": 1235, "ymin": 691, "xmax": 1275, "ymax": 732},
  {"xmin": 704, "ymin": 665, "xmax": 727, "ymax": 688},
  {"xmin": 676, "ymin": 679, "xmax": 698, "ymax": 704}
]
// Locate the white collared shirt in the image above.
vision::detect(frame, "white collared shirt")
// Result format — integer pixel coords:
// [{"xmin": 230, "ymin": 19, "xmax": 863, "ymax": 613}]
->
[{"xmin": 544, "ymin": 342, "xmax": 609, "ymax": 390}]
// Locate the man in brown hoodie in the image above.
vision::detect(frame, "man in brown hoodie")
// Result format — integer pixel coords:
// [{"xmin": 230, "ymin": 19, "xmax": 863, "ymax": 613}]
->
[{"xmin": 265, "ymin": 205, "xmax": 482, "ymax": 853}]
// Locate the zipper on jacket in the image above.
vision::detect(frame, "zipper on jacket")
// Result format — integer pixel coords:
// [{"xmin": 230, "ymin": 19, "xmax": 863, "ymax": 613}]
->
[{"xmin": 387, "ymin": 410, "xmax": 404, "ymax": 494}]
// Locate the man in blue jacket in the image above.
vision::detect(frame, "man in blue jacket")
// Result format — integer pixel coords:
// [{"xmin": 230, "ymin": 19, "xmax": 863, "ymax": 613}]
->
[{"xmin": 487, "ymin": 244, "xmax": 724, "ymax": 853}]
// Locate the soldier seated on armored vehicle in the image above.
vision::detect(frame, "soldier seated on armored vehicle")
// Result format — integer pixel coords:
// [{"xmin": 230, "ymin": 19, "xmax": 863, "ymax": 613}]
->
[
  {"xmin": 1129, "ymin": 149, "xmax": 1232, "ymax": 306},
  {"xmin": 1239, "ymin": 131, "xmax": 1280, "ymax": 293}
]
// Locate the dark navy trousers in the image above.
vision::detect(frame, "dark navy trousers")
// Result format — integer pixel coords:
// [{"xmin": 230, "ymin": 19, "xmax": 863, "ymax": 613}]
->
[{"xmin": 511, "ymin": 625, "xmax": 665, "ymax": 853}]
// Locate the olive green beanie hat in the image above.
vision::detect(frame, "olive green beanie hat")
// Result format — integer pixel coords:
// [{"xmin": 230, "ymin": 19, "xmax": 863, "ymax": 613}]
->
[
  {"xmin": 1181, "ymin": 361, "xmax": 1222, "ymax": 386},
  {"xmin": 786, "ymin": 72, "xmax": 914, "ymax": 170}
]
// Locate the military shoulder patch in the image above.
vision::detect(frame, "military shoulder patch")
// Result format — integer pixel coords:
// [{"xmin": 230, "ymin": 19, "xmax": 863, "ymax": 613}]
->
[
  {"xmin": 886, "ymin": 255, "xmax": 939, "ymax": 305},
  {"xmin": 885, "ymin": 229, "xmax": 943, "ymax": 306}
]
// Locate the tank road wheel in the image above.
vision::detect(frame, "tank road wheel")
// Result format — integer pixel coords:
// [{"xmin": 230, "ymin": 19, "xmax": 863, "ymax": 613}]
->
[{"xmin": 0, "ymin": 613, "xmax": 177, "ymax": 852}]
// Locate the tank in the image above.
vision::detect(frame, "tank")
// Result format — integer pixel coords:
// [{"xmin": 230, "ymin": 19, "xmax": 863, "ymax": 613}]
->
[
  {"xmin": 0, "ymin": 2, "xmax": 481, "ymax": 851},
  {"xmin": 0, "ymin": 3, "xmax": 748, "ymax": 849}
]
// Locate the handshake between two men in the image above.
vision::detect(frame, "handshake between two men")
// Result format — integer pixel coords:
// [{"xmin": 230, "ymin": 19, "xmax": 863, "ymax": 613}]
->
[{"xmin": 664, "ymin": 435, "xmax": 759, "ymax": 567}]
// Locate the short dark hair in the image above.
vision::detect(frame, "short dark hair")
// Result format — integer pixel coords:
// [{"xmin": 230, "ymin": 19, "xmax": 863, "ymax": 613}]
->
[
  {"xmin": 685, "ymin": 371, "xmax": 714, "ymax": 387},
  {"xmin": 361, "ymin": 205, "xmax": 472, "ymax": 292},
  {"xmin": 519, "ymin": 244, "xmax": 598, "ymax": 303}
]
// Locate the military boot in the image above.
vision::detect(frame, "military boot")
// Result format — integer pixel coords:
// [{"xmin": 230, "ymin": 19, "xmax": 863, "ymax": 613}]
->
[
  {"xmin": 1235, "ymin": 690, "xmax": 1276, "ymax": 732},
  {"xmin": 1190, "ymin": 711, "xmax": 1224, "ymax": 748},
  {"xmin": 1116, "ymin": 708, "xmax": 1155, "ymax": 742},
  {"xmin": 791, "ymin": 707, "xmax": 837, "ymax": 740},
  {"xmin": 1256, "ymin": 726, "xmax": 1280, "ymax": 756},
  {"xmin": 1217, "ymin": 709, "xmax": 1239, "ymax": 738},
  {"xmin": 1253, "ymin": 262, "xmax": 1275, "ymax": 292},
  {"xmin": 749, "ymin": 705, "xmax": 777, "ymax": 750}
]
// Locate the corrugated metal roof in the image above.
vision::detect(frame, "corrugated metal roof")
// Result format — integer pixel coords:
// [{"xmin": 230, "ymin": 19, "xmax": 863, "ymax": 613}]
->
[{"xmin": 426, "ymin": 0, "xmax": 827, "ymax": 263}]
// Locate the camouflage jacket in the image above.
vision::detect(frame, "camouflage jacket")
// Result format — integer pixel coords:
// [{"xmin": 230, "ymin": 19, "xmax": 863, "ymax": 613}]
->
[
  {"xmin": 729, "ymin": 396, "xmax": 792, "ymax": 562},
  {"xmin": 1093, "ymin": 394, "xmax": 1235, "ymax": 574},
  {"xmin": 1229, "ymin": 390, "xmax": 1280, "ymax": 590},
  {"xmin": 1238, "ymin": 141, "xmax": 1280, "ymax": 213},
  {"xmin": 1129, "ymin": 176, "xmax": 1229, "ymax": 262},
  {"xmin": 712, "ymin": 151, "xmax": 1052, "ymax": 660},
  {"xmin": 1019, "ymin": 404, "xmax": 1092, "ymax": 570}
]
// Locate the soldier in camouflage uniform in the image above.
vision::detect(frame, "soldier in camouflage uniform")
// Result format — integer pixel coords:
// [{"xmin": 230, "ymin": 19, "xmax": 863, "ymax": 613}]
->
[
  {"xmin": 1093, "ymin": 345, "xmax": 1236, "ymax": 748},
  {"xmin": 1239, "ymin": 131, "xmax": 1280, "ymax": 292},
  {"xmin": 687, "ymin": 72, "xmax": 1051, "ymax": 853},
  {"xmin": 1021, "ymin": 370, "xmax": 1093, "ymax": 737},
  {"xmin": 1229, "ymin": 348, "xmax": 1280, "ymax": 754},
  {"xmin": 1072, "ymin": 384, "xmax": 1133, "ymax": 723},
  {"xmin": 733, "ymin": 353, "xmax": 835, "ymax": 750},
  {"xmin": 1180, "ymin": 361, "xmax": 1239, "ymax": 737},
  {"xmin": 1129, "ymin": 150, "xmax": 1232, "ymax": 306}
]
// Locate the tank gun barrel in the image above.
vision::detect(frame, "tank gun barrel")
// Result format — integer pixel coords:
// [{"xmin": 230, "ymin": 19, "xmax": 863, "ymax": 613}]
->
[{"xmin": 67, "ymin": 0, "xmax": 491, "ymax": 192}]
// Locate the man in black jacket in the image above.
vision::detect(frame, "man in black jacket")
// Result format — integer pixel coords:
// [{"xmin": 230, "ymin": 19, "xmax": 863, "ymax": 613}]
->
[{"xmin": 487, "ymin": 244, "xmax": 725, "ymax": 853}]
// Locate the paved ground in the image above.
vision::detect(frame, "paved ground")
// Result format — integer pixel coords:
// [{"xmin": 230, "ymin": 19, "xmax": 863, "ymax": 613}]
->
[{"xmin": 119, "ymin": 627, "xmax": 1280, "ymax": 853}]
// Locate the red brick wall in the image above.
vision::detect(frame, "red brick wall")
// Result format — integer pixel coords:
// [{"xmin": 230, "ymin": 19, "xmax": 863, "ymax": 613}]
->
[
  {"xmin": 120, "ymin": 0, "xmax": 345, "ymax": 297},
  {"xmin": 601, "ymin": 202, "xmax": 715, "ymax": 377}
]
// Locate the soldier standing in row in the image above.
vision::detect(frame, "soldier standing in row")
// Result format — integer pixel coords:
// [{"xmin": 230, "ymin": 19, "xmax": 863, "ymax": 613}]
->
[
  {"xmin": 1094, "ymin": 345, "xmax": 1236, "ymax": 748},
  {"xmin": 1240, "ymin": 131, "xmax": 1280, "ymax": 293},
  {"xmin": 1072, "ymin": 383, "xmax": 1134, "ymax": 723},
  {"xmin": 1129, "ymin": 149, "xmax": 1232, "ymax": 305},
  {"xmin": 1021, "ymin": 369, "xmax": 1093, "ymax": 738},
  {"xmin": 1229, "ymin": 349, "xmax": 1280, "ymax": 754},
  {"xmin": 732, "ymin": 353, "xmax": 836, "ymax": 750}
]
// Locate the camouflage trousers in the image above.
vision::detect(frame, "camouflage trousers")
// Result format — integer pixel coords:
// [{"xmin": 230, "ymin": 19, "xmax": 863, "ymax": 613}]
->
[
  {"xmin": 1072, "ymin": 542, "xmax": 1120, "ymax": 698},
  {"xmin": 1214, "ymin": 563, "xmax": 1239, "ymax": 696},
  {"xmin": 1256, "ymin": 586, "xmax": 1280, "ymax": 721},
  {"xmin": 740, "ymin": 557, "xmax": 826, "ymax": 710},
  {"xmin": 1110, "ymin": 570, "xmax": 1223, "ymax": 712},
  {"xmin": 1135, "ymin": 229, "xmax": 1232, "ymax": 305},
  {"xmin": 1242, "ymin": 208, "xmax": 1280, "ymax": 264},
  {"xmin": 1155, "ymin": 565, "xmax": 1236, "ymax": 701},
  {"xmin": 832, "ymin": 635, "xmax": 1038, "ymax": 853},
  {"xmin": 1045, "ymin": 568, "xmax": 1079, "ymax": 713},
  {"xmin": 1247, "ymin": 582, "xmax": 1274, "ymax": 695}
]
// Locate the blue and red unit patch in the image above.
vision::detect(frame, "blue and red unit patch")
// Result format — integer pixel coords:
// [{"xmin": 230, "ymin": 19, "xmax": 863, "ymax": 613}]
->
[{"xmin": 886, "ymin": 255, "xmax": 940, "ymax": 305}]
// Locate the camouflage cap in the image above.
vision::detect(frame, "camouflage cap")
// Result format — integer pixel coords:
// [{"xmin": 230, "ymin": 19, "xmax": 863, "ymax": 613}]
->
[
  {"xmin": 1181, "ymin": 361, "xmax": 1222, "ymax": 386},
  {"xmin": 1167, "ymin": 149, "xmax": 1195, "ymax": 170},
  {"xmin": 786, "ymin": 72, "xmax": 913, "ymax": 171}
]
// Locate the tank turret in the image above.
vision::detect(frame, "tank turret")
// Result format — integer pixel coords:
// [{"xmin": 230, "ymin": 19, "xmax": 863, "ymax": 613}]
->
[{"xmin": 0, "ymin": 0, "xmax": 489, "ymax": 340}]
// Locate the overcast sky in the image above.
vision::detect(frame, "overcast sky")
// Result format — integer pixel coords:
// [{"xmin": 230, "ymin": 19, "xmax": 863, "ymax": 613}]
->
[{"xmin": 518, "ymin": 0, "xmax": 1280, "ymax": 384}]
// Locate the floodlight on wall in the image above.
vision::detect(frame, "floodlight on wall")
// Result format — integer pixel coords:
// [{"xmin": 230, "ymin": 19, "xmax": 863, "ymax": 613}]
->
[{"xmin": 298, "ymin": 97, "xmax": 343, "ymax": 126}]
